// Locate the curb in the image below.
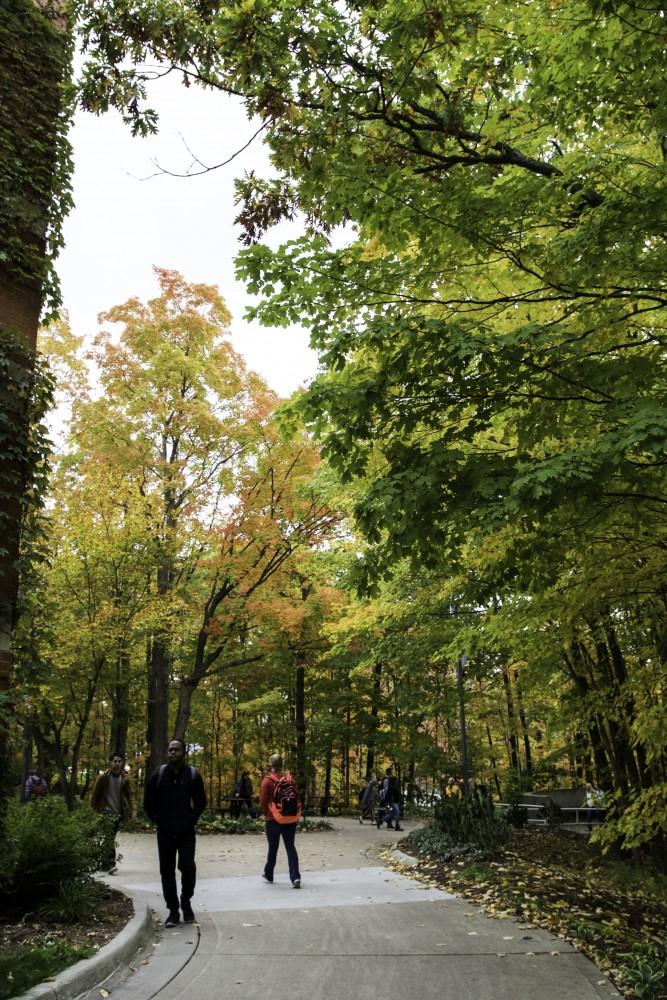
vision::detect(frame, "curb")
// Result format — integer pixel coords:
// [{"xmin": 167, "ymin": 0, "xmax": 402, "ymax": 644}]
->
[
  {"xmin": 390, "ymin": 847, "xmax": 418, "ymax": 867},
  {"xmin": 17, "ymin": 901, "xmax": 154, "ymax": 1000}
]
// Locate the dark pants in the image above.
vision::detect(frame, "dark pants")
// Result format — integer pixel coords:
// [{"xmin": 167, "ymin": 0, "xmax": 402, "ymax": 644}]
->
[
  {"xmin": 157, "ymin": 827, "xmax": 196, "ymax": 912},
  {"xmin": 264, "ymin": 819, "xmax": 300, "ymax": 882},
  {"xmin": 102, "ymin": 812, "xmax": 121, "ymax": 870}
]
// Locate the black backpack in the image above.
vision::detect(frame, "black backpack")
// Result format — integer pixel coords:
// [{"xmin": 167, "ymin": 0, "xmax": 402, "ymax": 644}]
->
[{"xmin": 271, "ymin": 774, "xmax": 300, "ymax": 819}]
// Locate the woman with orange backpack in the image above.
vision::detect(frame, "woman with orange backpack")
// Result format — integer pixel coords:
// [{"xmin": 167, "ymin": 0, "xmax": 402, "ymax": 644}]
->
[{"xmin": 259, "ymin": 754, "xmax": 302, "ymax": 888}]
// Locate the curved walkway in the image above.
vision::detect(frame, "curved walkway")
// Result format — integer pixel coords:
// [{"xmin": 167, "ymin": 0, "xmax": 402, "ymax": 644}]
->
[{"xmin": 77, "ymin": 819, "xmax": 618, "ymax": 1000}]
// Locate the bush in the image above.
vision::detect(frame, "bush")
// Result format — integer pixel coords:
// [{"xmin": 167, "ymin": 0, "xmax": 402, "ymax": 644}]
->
[
  {"xmin": 0, "ymin": 798, "xmax": 109, "ymax": 902},
  {"xmin": 37, "ymin": 879, "xmax": 104, "ymax": 923},
  {"xmin": 619, "ymin": 939, "xmax": 667, "ymax": 1000},
  {"xmin": 538, "ymin": 798, "xmax": 566, "ymax": 826},
  {"xmin": 425, "ymin": 791, "xmax": 509, "ymax": 856}
]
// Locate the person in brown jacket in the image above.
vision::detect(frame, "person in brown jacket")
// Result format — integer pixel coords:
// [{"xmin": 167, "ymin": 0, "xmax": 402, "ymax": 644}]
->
[{"xmin": 91, "ymin": 752, "xmax": 137, "ymax": 874}]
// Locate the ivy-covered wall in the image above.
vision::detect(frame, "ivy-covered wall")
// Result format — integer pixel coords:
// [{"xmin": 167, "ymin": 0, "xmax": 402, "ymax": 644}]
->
[
  {"xmin": 0, "ymin": 0, "xmax": 72, "ymax": 682},
  {"xmin": 0, "ymin": 0, "xmax": 73, "ymax": 311}
]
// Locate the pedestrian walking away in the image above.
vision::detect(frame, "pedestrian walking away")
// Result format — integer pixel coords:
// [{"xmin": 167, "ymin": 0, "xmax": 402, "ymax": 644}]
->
[
  {"xmin": 90, "ymin": 752, "xmax": 136, "ymax": 873},
  {"xmin": 376, "ymin": 766, "xmax": 403, "ymax": 831},
  {"xmin": 259, "ymin": 754, "xmax": 302, "ymax": 887},
  {"xmin": 359, "ymin": 774, "xmax": 378, "ymax": 824},
  {"xmin": 144, "ymin": 739, "xmax": 207, "ymax": 927}
]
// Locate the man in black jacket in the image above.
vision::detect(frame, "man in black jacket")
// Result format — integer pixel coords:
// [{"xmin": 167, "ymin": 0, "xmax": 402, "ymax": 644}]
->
[{"xmin": 144, "ymin": 739, "xmax": 207, "ymax": 927}]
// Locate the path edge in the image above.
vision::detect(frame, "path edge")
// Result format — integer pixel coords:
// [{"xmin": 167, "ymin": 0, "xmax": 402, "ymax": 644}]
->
[{"xmin": 16, "ymin": 900, "xmax": 153, "ymax": 1000}]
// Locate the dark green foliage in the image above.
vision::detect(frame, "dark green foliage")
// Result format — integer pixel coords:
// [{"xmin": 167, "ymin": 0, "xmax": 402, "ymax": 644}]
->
[
  {"xmin": 0, "ymin": 798, "xmax": 109, "ymax": 902},
  {"xmin": 197, "ymin": 812, "xmax": 264, "ymax": 835},
  {"xmin": 407, "ymin": 824, "xmax": 476, "ymax": 861},
  {"xmin": 504, "ymin": 803, "xmax": 529, "ymax": 829},
  {"xmin": 37, "ymin": 879, "xmax": 104, "ymax": 924},
  {"xmin": 0, "ymin": 940, "xmax": 92, "ymax": 1000},
  {"xmin": 0, "ymin": 0, "xmax": 73, "ymax": 312},
  {"xmin": 619, "ymin": 939, "xmax": 667, "ymax": 1000},
  {"xmin": 427, "ymin": 792, "xmax": 509, "ymax": 855},
  {"xmin": 538, "ymin": 799, "xmax": 567, "ymax": 827},
  {"xmin": 0, "ymin": 329, "xmax": 54, "ymax": 562}
]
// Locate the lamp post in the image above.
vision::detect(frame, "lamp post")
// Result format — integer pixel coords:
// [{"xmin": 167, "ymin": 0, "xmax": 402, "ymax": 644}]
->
[{"xmin": 456, "ymin": 653, "xmax": 470, "ymax": 796}]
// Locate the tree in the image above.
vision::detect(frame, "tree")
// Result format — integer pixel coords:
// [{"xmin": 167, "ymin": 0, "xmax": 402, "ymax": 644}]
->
[{"xmin": 73, "ymin": 0, "xmax": 667, "ymax": 849}]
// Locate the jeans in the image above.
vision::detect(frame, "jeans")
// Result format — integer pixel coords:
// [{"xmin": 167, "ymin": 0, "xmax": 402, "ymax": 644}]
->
[
  {"xmin": 379, "ymin": 803, "xmax": 400, "ymax": 826},
  {"xmin": 157, "ymin": 827, "xmax": 197, "ymax": 912},
  {"xmin": 264, "ymin": 819, "xmax": 301, "ymax": 882}
]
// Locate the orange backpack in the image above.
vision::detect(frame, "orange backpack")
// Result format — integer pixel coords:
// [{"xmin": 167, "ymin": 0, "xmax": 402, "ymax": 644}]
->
[{"xmin": 268, "ymin": 772, "xmax": 302, "ymax": 824}]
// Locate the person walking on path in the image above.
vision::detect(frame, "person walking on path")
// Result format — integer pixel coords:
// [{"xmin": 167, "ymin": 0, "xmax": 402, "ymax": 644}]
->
[
  {"xmin": 233, "ymin": 770, "xmax": 253, "ymax": 817},
  {"xmin": 144, "ymin": 739, "xmax": 207, "ymax": 927},
  {"xmin": 376, "ymin": 766, "xmax": 403, "ymax": 831},
  {"xmin": 259, "ymin": 754, "xmax": 302, "ymax": 888},
  {"xmin": 90, "ymin": 752, "xmax": 136, "ymax": 874},
  {"xmin": 359, "ymin": 774, "xmax": 378, "ymax": 824}
]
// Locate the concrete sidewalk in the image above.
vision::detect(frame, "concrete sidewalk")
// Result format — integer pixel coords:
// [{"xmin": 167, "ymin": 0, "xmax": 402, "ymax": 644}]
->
[{"xmin": 66, "ymin": 819, "xmax": 621, "ymax": 999}]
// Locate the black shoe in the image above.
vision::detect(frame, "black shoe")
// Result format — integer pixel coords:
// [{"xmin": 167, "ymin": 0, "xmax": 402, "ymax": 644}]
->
[
  {"xmin": 387, "ymin": 822, "xmax": 394, "ymax": 829},
  {"xmin": 181, "ymin": 900, "xmax": 195, "ymax": 923},
  {"xmin": 376, "ymin": 818, "xmax": 381, "ymax": 828},
  {"xmin": 292, "ymin": 879, "xmax": 301, "ymax": 889},
  {"xmin": 394, "ymin": 825, "xmax": 403, "ymax": 831},
  {"xmin": 262, "ymin": 873, "xmax": 273, "ymax": 883},
  {"xmin": 164, "ymin": 911, "xmax": 180, "ymax": 928}
]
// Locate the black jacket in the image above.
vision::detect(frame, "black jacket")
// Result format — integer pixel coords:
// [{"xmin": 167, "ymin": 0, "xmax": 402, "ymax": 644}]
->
[{"xmin": 144, "ymin": 764, "xmax": 207, "ymax": 835}]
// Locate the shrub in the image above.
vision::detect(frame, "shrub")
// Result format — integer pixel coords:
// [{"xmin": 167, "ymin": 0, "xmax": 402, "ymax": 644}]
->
[
  {"xmin": 427, "ymin": 791, "xmax": 509, "ymax": 856},
  {"xmin": 619, "ymin": 939, "xmax": 667, "ymax": 1000},
  {"xmin": 0, "ymin": 797, "xmax": 109, "ymax": 902},
  {"xmin": 538, "ymin": 798, "xmax": 566, "ymax": 826},
  {"xmin": 37, "ymin": 878, "xmax": 104, "ymax": 923}
]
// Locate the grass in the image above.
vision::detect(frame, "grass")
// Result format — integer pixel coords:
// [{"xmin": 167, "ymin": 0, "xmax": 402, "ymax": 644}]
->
[{"xmin": 0, "ymin": 941, "xmax": 93, "ymax": 1000}]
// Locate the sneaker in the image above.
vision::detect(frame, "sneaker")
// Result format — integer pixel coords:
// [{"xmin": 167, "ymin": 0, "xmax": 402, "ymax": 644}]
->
[
  {"xmin": 261, "ymin": 873, "xmax": 273, "ymax": 883},
  {"xmin": 164, "ymin": 911, "xmax": 180, "ymax": 928},
  {"xmin": 292, "ymin": 879, "xmax": 301, "ymax": 889},
  {"xmin": 181, "ymin": 901, "xmax": 195, "ymax": 923},
  {"xmin": 394, "ymin": 825, "xmax": 403, "ymax": 831}
]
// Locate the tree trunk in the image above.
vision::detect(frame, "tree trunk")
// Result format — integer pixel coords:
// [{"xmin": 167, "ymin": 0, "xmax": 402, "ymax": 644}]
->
[
  {"xmin": 146, "ymin": 633, "xmax": 171, "ymax": 776},
  {"xmin": 365, "ymin": 660, "xmax": 382, "ymax": 779},
  {"xmin": 110, "ymin": 647, "xmax": 130, "ymax": 757},
  {"xmin": 294, "ymin": 653, "xmax": 307, "ymax": 803},
  {"xmin": 513, "ymin": 669, "xmax": 532, "ymax": 773},
  {"xmin": 485, "ymin": 723, "xmax": 502, "ymax": 798},
  {"xmin": 501, "ymin": 664, "xmax": 520, "ymax": 771}
]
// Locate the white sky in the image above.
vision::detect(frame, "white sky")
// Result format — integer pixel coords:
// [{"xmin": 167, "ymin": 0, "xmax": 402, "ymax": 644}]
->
[{"xmin": 57, "ymin": 70, "xmax": 319, "ymax": 399}]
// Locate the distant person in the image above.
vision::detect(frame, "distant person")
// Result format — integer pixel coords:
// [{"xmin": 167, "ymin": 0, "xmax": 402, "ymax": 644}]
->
[
  {"xmin": 445, "ymin": 776, "xmax": 462, "ymax": 800},
  {"xmin": 91, "ymin": 752, "xmax": 137, "ymax": 874},
  {"xmin": 24, "ymin": 770, "xmax": 48, "ymax": 802},
  {"xmin": 376, "ymin": 767, "xmax": 403, "ymax": 831},
  {"xmin": 237, "ymin": 771, "xmax": 253, "ymax": 816},
  {"xmin": 583, "ymin": 782, "xmax": 605, "ymax": 832},
  {"xmin": 144, "ymin": 739, "xmax": 207, "ymax": 927},
  {"xmin": 259, "ymin": 754, "xmax": 302, "ymax": 887},
  {"xmin": 359, "ymin": 774, "xmax": 378, "ymax": 824}
]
